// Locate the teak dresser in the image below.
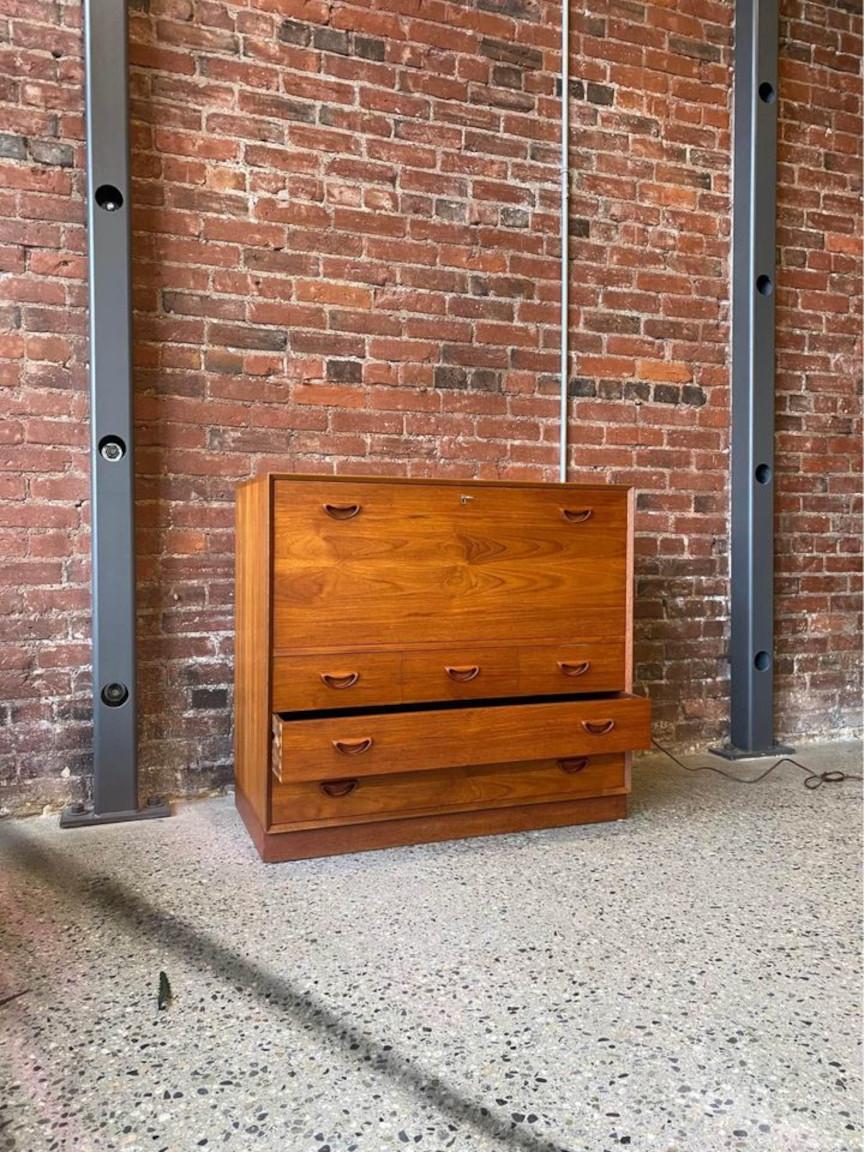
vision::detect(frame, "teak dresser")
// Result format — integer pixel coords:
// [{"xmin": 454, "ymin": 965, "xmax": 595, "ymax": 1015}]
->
[{"xmin": 234, "ymin": 474, "xmax": 650, "ymax": 862}]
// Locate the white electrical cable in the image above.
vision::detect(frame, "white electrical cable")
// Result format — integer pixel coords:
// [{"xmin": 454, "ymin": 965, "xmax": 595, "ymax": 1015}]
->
[{"xmin": 559, "ymin": 0, "xmax": 569, "ymax": 483}]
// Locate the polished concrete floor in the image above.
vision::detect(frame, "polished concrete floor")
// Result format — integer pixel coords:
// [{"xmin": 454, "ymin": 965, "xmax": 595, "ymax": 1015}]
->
[{"xmin": 1, "ymin": 741, "xmax": 861, "ymax": 1152}]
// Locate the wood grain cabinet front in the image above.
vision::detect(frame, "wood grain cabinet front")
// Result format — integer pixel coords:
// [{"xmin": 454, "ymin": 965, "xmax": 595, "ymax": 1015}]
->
[
  {"xmin": 270, "ymin": 754, "xmax": 628, "ymax": 830},
  {"xmin": 234, "ymin": 474, "xmax": 649, "ymax": 861},
  {"xmin": 272, "ymin": 651, "xmax": 401, "ymax": 712},
  {"xmin": 401, "ymin": 646, "xmax": 520, "ymax": 702},
  {"xmin": 271, "ymin": 695, "xmax": 650, "ymax": 784},
  {"xmin": 270, "ymin": 480, "xmax": 628, "ymax": 651},
  {"xmin": 517, "ymin": 642, "xmax": 626, "ymax": 696}
]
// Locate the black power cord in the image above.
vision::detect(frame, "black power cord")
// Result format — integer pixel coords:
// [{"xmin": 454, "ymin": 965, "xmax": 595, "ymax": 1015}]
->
[{"xmin": 651, "ymin": 737, "xmax": 863, "ymax": 791}]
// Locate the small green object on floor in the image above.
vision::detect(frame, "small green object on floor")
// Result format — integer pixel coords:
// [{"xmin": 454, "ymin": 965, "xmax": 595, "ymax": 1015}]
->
[{"xmin": 157, "ymin": 971, "xmax": 172, "ymax": 1011}]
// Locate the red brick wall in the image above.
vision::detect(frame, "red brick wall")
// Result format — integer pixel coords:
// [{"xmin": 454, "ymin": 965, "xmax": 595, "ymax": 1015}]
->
[
  {"xmin": 774, "ymin": 0, "xmax": 862, "ymax": 740},
  {"xmin": 0, "ymin": 0, "xmax": 860, "ymax": 813}
]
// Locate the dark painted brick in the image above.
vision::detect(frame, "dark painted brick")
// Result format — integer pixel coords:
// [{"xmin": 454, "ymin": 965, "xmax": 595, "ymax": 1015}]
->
[
  {"xmin": 313, "ymin": 27, "xmax": 350, "ymax": 55},
  {"xmin": 492, "ymin": 64, "xmax": 524, "ymax": 90},
  {"xmin": 0, "ymin": 133, "xmax": 26, "ymax": 160},
  {"xmin": 479, "ymin": 0, "xmax": 538, "ymax": 19},
  {"xmin": 586, "ymin": 82, "xmax": 614, "ymax": 105},
  {"xmin": 471, "ymin": 369, "xmax": 502, "ymax": 391},
  {"xmin": 209, "ymin": 324, "xmax": 287, "ymax": 352},
  {"xmin": 598, "ymin": 380, "xmax": 624, "ymax": 399},
  {"xmin": 434, "ymin": 366, "xmax": 468, "ymax": 389},
  {"xmin": 278, "ymin": 19, "xmax": 310, "ymax": 46},
  {"xmin": 327, "ymin": 359, "xmax": 362, "ymax": 383},
  {"xmin": 435, "ymin": 199, "xmax": 467, "ymax": 222},
  {"xmin": 354, "ymin": 36, "xmax": 385, "ymax": 62},
  {"xmin": 568, "ymin": 378, "xmax": 596, "ymax": 397},
  {"xmin": 653, "ymin": 384, "xmax": 681, "ymax": 404},
  {"xmin": 694, "ymin": 494, "xmax": 723, "ymax": 512},
  {"xmin": 624, "ymin": 382, "xmax": 651, "ymax": 403},
  {"xmin": 585, "ymin": 312, "xmax": 641, "ymax": 334},
  {"xmin": 583, "ymin": 16, "xmax": 606, "ymax": 36},
  {"xmin": 556, "ymin": 78, "xmax": 585, "ymax": 99},
  {"xmin": 191, "ymin": 689, "xmax": 228, "ymax": 710},
  {"xmin": 501, "ymin": 207, "xmax": 529, "ymax": 228},
  {"xmin": 28, "ymin": 139, "xmax": 74, "ymax": 167},
  {"xmin": 669, "ymin": 35, "xmax": 722, "ymax": 62},
  {"xmin": 682, "ymin": 384, "xmax": 707, "ymax": 407},
  {"xmin": 479, "ymin": 37, "xmax": 542, "ymax": 70}
]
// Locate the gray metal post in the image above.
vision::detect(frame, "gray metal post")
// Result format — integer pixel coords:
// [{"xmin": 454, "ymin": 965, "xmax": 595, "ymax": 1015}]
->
[
  {"xmin": 711, "ymin": 0, "xmax": 792, "ymax": 760},
  {"xmin": 61, "ymin": 0, "xmax": 169, "ymax": 826}
]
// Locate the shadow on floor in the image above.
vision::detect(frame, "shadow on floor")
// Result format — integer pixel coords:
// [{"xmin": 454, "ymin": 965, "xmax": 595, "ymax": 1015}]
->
[{"xmin": 1, "ymin": 822, "xmax": 571, "ymax": 1152}]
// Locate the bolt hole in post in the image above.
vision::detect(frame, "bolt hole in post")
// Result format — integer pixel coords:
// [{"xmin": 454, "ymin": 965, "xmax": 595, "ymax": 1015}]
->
[
  {"xmin": 758, "ymin": 81, "xmax": 776, "ymax": 103},
  {"xmin": 101, "ymin": 682, "xmax": 129, "ymax": 707},
  {"xmin": 98, "ymin": 435, "xmax": 126, "ymax": 462},
  {"xmin": 95, "ymin": 184, "xmax": 123, "ymax": 212},
  {"xmin": 756, "ymin": 274, "xmax": 773, "ymax": 296},
  {"xmin": 755, "ymin": 463, "xmax": 772, "ymax": 485},
  {"xmin": 754, "ymin": 651, "xmax": 771, "ymax": 672}
]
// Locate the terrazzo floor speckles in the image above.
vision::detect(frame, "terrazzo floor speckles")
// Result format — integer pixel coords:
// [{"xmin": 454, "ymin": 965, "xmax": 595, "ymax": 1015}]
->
[{"xmin": 0, "ymin": 740, "xmax": 861, "ymax": 1152}]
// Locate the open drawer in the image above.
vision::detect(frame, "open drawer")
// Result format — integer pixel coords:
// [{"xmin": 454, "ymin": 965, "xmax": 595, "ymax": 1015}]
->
[{"xmin": 271, "ymin": 693, "xmax": 650, "ymax": 784}]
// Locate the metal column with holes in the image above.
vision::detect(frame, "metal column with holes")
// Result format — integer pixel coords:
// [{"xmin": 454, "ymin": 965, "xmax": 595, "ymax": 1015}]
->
[
  {"xmin": 61, "ymin": 0, "xmax": 169, "ymax": 826},
  {"xmin": 711, "ymin": 0, "xmax": 792, "ymax": 760}
]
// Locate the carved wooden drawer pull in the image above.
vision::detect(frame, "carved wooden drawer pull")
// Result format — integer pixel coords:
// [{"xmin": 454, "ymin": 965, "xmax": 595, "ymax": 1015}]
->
[
  {"xmin": 323, "ymin": 502, "xmax": 361, "ymax": 520},
  {"xmin": 558, "ymin": 756, "xmax": 589, "ymax": 774},
  {"xmin": 332, "ymin": 736, "xmax": 374, "ymax": 756},
  {"xmin": 581, "ymin": 719, "xmax": 615, "ymax": 736},
  {"xmin": 319, "ymin": 778, "xmax": 359, "ymax": 798},
  {"xmin": 320, "ymin": 671, "xmax": 360, "ymax": 689},
  {"xmin": 558, "ymin": 660, "xmax": 591, "ymax": 678},
  {"xmin": 560, "ymin": 507, "xmax": 593, "ymax": 523},
  {"xmin": 445, "ymin": 664, "xmax": 480, "ymax": 682}
]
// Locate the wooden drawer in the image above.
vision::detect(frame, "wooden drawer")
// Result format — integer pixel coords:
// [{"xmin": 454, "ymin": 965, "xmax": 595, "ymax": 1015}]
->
[
  {"xmin": 272, "ymin": 651, "xmax": 400, "ymax": 712},
  {"xmin": 270, "ymin": 753, "xmax": 627, "ymax": 830},
  {"xmin": 271, "ymin": 480, "xmax": 628, "ymax": 651},
  {"xmin": 273, "ymin": 693, "xmax": 650, "ymax": 783},
  {"xmin": 518, "ymin": 642, "xmax": 625, "ymax": 695},
  {"xmin": 402, "ymin": 646, "xmax": 520, "ymax": 702}
]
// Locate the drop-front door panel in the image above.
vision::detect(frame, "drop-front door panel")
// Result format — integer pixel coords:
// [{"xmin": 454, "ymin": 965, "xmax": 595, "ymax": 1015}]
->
[{"xmin": 271, "ymin": 480, "xmax": 628, "ymax": 651}]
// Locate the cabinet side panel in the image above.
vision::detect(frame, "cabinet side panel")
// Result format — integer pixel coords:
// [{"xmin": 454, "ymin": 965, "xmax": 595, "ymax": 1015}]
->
[
  {"xmin": 234, "ymin": 478, "xmax": 271, "ymax": 827},
  {"xmin": 624, "ymin": 487, "xmax": 636, "ymax": 791}
]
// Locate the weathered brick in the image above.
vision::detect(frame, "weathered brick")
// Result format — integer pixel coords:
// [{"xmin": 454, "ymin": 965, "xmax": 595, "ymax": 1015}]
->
[
  {"xmin": 585, "ymin": 82, "xmax": 614, "ymax": 105},
  {"xmin": 191, "ymin": 688, "xmax": 228, "ymax": 710},
  {"xmin": 326, "ymin": 359, "xmax": 362, "ymax": 383},
  {"xmin": 354, "ymin": 35, "xmax": 385, "ymax": 62},
  {"xmin": 209, "ymin": 324, "xmax": 287, "ymax": 351},
  {"xmin": 278, "ymin": 19, "xmax": 310, "ymax": 46},
  {"xmin": 0, "ymin": 134, "xmax": 27, "ymax": 160},
  {"xmin": 479, "ymin": 37, "xmax": 543, "ymax": 70},
  {"xmin": 434, "ymin": 366, "xmax": 468, "ymax": 389},
  {"xmin": 313, "ymin": 27, "xmax": 350, "ymax": 55}
]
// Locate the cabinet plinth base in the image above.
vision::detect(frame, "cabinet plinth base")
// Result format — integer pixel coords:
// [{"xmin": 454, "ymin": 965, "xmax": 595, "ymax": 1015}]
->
[{"xmin": 235, "ymin": 786, "xmax": 627, "ymax": 863}]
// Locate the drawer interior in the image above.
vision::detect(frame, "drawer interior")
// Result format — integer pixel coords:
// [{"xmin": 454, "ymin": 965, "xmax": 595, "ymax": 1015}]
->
[{"xmin": 275, "ymin": 690, "xmax": 624, "ymax": 722}]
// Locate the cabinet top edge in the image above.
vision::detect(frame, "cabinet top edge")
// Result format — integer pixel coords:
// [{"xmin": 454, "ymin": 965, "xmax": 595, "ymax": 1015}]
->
[{"xmin": 238, "ymin": 472, "xmax": 633, "ymax": 493}]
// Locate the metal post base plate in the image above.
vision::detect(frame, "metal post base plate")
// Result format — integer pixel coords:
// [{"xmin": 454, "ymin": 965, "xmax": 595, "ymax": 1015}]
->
[
  {"xmin": 60, "ymin": 799, "xmax": 171, "ymax": 828},
  {"xmin": 708, "ymin": 743, "xmax": 795, "ymax": 762}
]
